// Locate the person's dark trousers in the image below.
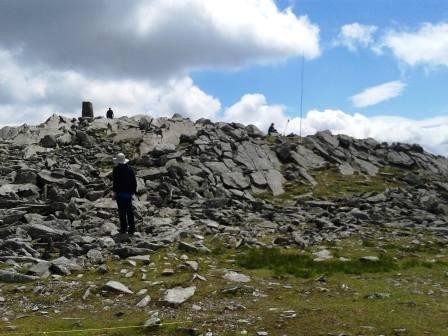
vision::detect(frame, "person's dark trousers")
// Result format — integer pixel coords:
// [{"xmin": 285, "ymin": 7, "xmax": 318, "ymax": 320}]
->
[{"xmin": 116, "ymin": 197, "xmax": 135, "ymax": 234}]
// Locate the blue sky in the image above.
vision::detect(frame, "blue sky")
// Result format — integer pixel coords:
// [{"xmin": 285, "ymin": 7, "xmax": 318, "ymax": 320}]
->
[
  {"xmin": 192, "ymin": 0, "xmax": 448, "ymax": 119},
  {"xmin": 0, "ymin": 0, "xmax": 447, "ymax": 154}
]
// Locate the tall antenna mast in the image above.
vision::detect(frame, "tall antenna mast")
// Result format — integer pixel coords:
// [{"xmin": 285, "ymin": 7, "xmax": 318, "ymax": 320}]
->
[{"xmin": 299, "ymin": 54, "xmax": 305, "ymax": 141}]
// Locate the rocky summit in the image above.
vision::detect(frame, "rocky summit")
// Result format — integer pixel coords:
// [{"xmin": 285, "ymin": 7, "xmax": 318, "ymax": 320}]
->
[{"xmin": 0, "ymin": 113, "xmax": 447, "ymax": 335}]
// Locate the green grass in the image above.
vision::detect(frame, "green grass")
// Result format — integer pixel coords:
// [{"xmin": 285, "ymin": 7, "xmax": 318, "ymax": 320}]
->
[
  {"xmin": 175, "ymin": 142, "xmax": 190, "ymax": 150},
  {"xmin": 254, "ymin": 166, "xmax": 406, "ymax": 204},
  {"xmin": 236, "ymin": 248, "xmax": 398, "ymax": 278},
  {"xmin": 3, "ymin": 232, "xmax": 448, "ymax": 336}
]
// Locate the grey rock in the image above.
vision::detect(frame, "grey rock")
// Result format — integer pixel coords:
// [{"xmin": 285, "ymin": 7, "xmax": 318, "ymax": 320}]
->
[
  {"xmin": 223, "ymin": 271, "xmax": 251, "ymax": 283},
  {"xmin": 178, "ymin": 241, "xmax": 199, "ymax": 253},
  {"xmin": 28, "ymin": 262, "xmax": 51, "ymax": 277},
  {"xmin": 0, "ymin": 184, "xmax": 39, "ymax": 198},
  {"xmin": 144, "ymin": 312, "xmax": 161, "ymax": 328},
  {"xmin": 136, "ymin": 295, "xmax": 151, "ymax": 308},
  {"xmin": 104, "ymin": 281, "xmax": 133, "ymax": 294},
  {"xmin": 264, "ymin": 169, "xmax": 285, "ymax": 196},
  {"xmin": 245, "ymin": 125, "xmax": 263, "ymax": 137},
  {"xmin": 353, "ymin": 158, "xmax": 379, "ymax": 176},
  {"xmin": 51, "ymin": 257, "xmax": 82, "ymax": 272},
  {"xmin": 113, "ymin": 247, "xmax": 153, "ymax": 258},
  {"xmin": 250, "ymin": 171, "xmax": 268, "ymax": 188},
  {"xmin": 338, "ymin": 162, "xmax": 355, "ymax": 175},
  {"xmin": 39, "ymin": 135, "xmax": 57, "ymax": 148},
  {"xmin": 151, "ymin": 144, "xmax": 176, "ymax": 157},
  {"xmin": 360, "ymin": 256, "xmax": 379, "ymax": 262},
  {"xmin": 163, "ymin": 286, "xmax": 196, "ymax": 305},
  {"xmin": 0, "ymin": 270, "xmax": 37, "ymax": 283},
  {"xmin": 387, "ymin": 151, "xmax": 414, "ymax": 168},
  {"xmin": 185, "ymin": 261, "xmax": 199, "ymax": 272},
  {"xmin": 23, "ymin": 224, "xmax": 69, "ymax": 240},
  {"xmin": 222, "ymin": 172, "xmax": 250, "ymax": 190},
  {"xmin": 87, "ymin": 249, "xmax": 105, "ymax": 264},
  {"xmin": 316, "ymin": 130, "xmax": 339, "ymax": 148},
  {"xmin": 14, "ymin": 170, "xmax": 37, "ymax": 184}
]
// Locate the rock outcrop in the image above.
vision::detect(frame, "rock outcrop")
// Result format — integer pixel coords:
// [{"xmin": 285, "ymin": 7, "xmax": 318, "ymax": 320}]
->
[{"xmin": 0, "ymin": 113, "xmax": 447, "ymax": 281}]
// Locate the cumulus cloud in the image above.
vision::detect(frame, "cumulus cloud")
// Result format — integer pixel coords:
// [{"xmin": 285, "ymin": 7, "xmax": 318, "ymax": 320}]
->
[
  {"xmin": 0, "ymin": 0, "xmax": 320, "ymax": 80},
  {"xmin": 0, "ymin": 48, "xmax": 220, "ymax": 125},
  {"xmin": 299, "ymin": 110, "xmax": 448, "ymax": 156},
  {"xmin": 1, "ymin": 51, "xmax": 446, "ymax": 156},
  {"xmin": 223, "ymin": 94, "xmax": 287, "ymax": 131},
  {"xmin": 376, "ymin": 22, "xmax": 448, "ymax": 67},
  {"xmin": 350, "ymin": 81, "xmax": 406, "ymax": 108},
  {"xmin": 334, "ymin": 23, "xmax": 378, "ymax": 51}
]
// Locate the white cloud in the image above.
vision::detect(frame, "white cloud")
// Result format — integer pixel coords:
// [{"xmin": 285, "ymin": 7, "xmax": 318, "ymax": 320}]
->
[
  {"xmin": 0, "ymin": 0, "xmax": 320, "ymax": 127},
  {"xmin": 298, "ymin": 110, "xmax": 448, "ymax": 156},
  {"xmin": 0, "ymin": 49, "xmax": 220, "ymax": 126},
  {"xmin": 377, "ymin": 22, "xmax": 448, "ymax": 67},
  {"xmin": 334, "ymin": 23, "xmax": 378, "ymax": 51},
  {"xmin": 0, "ymin": 0, "xmax": 320, "ymax": 79},
  {"xmin": 221, "ymin": 100, "xmax": 448, "ymax": 156},
  {"xmin": 223, "ymin": 94, "xmax": 287, "ymax": 131},
  {"xmin": 350, "ymin": 81, "xmax": 406, "ymax": 108},
  {"xmin": 1, "ymin": 51, "xmax": 447, "ymax": 156}
]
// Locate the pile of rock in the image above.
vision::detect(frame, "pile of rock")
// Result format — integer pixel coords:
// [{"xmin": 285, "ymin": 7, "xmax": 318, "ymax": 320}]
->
[{"xmin": 0, "ymin": 113, "xmax": 447, "ymax": 280}]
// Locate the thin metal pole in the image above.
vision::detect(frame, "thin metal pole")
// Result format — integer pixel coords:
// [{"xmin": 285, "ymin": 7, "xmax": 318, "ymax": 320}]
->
[{"xmin": 299, "ymin": 54, "xmax": 305, "ymax": 140}]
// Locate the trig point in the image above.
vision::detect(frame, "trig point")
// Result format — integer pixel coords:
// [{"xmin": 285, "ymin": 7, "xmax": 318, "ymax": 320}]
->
[{"xmin": 82, "ymin": 101, "xmax": 94, "ymax": 118}]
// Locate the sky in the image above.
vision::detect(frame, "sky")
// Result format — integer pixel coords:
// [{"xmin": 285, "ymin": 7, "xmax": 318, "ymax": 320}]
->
[{"xmin": 0, "ymin": 0, "xmax": 447, "ymax": 155}]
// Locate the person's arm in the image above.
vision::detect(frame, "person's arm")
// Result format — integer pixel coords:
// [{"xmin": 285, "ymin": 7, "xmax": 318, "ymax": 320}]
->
[
  {"xmin": 131, "ymin": 168, "xmax": 137, "ymax": 194},
  {"xmin": 132, "ymin": 170, "xmax": 137, "ymax": 194},
  {"xmin": 112, "ymin": 167, "xmax": 118, "ymax": 192},
  {"xmin": 112, "ymin": 167, "xmax": 118, "ymax": 199}
]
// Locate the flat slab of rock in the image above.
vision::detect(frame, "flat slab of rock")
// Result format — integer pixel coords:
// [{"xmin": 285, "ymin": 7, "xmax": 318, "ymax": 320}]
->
[
  {"xmin": 28, "ymin": 261, "xmax": 51, "ymax": 277},
  {"xmin": 51, "ymin": 257, "xmax": 83, "ymax": 272},
  {"xmin": 163, "ymin": 286, "xmax": 196, "ymax": 305},
  {"xmin": 178, "ymin": 241, "xmax": 199, "ymax": 252},
  {"xmin": 114, "ymin": 247, "xmax": 153, "ymax": 258},
  {"xmin": 104, "ymin": 281, "xmax": 133, "ymax": 294},
  {"xmin": 93, "ymin": 198, "xmax": 117, "ymax": 209},
  {"xmin": 128, "ymin": 255, "xmax": 151, "ymax": 263},
  {"xmin": 0, "ymin": 270, "xmax": 37, "ymax": 283},
  {"xmin": 23, "ymin": 224, "xmax": 69, "ymax": 240},
  {"xmin": 223, "ymin": 271, "xmax": 251, "ymax": 283}
]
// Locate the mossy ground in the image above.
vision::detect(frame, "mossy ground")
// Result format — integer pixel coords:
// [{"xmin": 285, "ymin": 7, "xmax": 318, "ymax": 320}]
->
[
  {"xmin": 255, "ymin": 166, "xmax": 408, "ymax": 205},
  {"xmin": 1, "ymin": 229, "xmax": 447, "ymax": 336}
]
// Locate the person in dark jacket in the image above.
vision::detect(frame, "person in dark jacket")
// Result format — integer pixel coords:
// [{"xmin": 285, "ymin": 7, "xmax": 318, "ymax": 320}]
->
[
  {"xmin": 268, "ymin": 123, "xmax": 278, "ymax": 136},
  {"xmin": 112, "ymin": 153, "xmax": 137, "ymax": 234},
  {"xmin": 106, "ymin": 108, "xmax": 114, "ymax": 119}
]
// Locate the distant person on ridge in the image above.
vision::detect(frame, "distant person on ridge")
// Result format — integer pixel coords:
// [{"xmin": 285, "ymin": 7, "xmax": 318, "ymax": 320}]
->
[
  {"xmin": 268, "ymin": 123, "xmax": 278, "ymax": 136},
  {"xmin": 112, "ymin": 153, "xmax": 137, "ymax": 234},
  {"xmin": 106, "ymin": 108, "xmax": 114, "ymax": 119}
]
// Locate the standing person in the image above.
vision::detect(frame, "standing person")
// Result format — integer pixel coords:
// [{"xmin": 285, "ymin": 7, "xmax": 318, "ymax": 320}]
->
[
  {"xmin": 112, "ymin": 153, "xmax": 137, "ymax": 234},
  {"xmin": 106, "ymin": 108, "xmax": 114, "ymax": 119}
]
